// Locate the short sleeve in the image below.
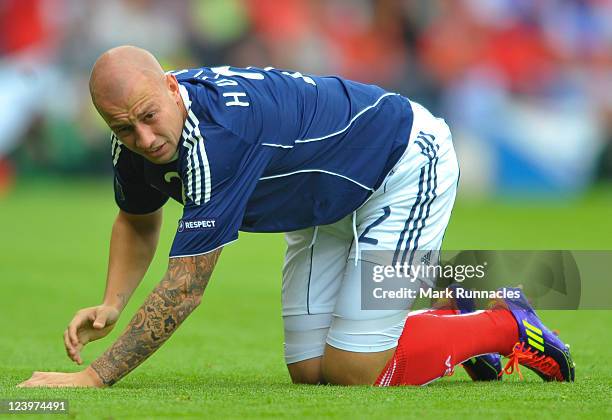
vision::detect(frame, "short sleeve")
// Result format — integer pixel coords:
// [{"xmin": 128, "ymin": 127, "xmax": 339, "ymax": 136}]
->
[
  {"xmin": 111, "ymin": 134, "xmax": 169, "ymax": 214},
  {"xmin": 169, "ymin": 126, "xmax": 272, "ymax": 257}
]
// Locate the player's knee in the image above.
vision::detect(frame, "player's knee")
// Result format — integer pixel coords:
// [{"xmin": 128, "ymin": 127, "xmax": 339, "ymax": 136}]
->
[
  {"xmin": 287, "ymin": 357, "xmax": 324, "ymax": 385},
  {"xmin": 321, "ymin": 345, "xmax": 395, "ymax": 386}
]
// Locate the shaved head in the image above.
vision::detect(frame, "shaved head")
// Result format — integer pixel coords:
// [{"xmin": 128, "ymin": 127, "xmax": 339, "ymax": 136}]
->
[
  {"xmin": 89, "ymin": 45, "xmax": 165, "ymax": 109},
  {"xmin": 89, "ymin": 46, "xmax": 187, "ymax": 164}
]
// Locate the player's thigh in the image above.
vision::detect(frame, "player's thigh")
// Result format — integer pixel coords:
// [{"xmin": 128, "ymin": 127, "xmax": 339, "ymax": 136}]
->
[
  {"xmin": 322, "ymin": 101, "xmax": 460, "ymax": 385},
  {"xmin": 355, "ymin": 101, "xmax": 459, "ymax": 264},
  {"xmin": 282, "ymin": 220, "xmax": 352, "ymax": 383},
  {"xmin": 321, "ymin": 256, "xmax": 410, "ymax": 385}
]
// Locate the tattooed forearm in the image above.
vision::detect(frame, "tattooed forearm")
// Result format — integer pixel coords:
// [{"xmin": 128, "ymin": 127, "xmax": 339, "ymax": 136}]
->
[{"xmin": 91, "ymin": 248, "xmax": 221, "ymax": 386}]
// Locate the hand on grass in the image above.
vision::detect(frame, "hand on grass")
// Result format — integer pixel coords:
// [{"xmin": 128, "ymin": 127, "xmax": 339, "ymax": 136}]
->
[
  {"xmin": 64, "ymin": 305, "xmax": 120, "ymax": 364},
  {"xmin": 17, "ymin": 366, "xmax": 104, "ymax": 388}
]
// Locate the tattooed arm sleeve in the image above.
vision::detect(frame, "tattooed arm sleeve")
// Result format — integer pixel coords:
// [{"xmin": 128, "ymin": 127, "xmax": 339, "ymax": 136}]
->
[{"xmin": 90, "ymin": 248, "xmax": 222, "ymax": 386}]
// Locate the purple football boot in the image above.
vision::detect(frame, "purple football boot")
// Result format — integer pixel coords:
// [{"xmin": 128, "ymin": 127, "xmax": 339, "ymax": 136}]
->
[{"xmin": 495, "ymin": 287, "xmax": 575, "ymax": 382}]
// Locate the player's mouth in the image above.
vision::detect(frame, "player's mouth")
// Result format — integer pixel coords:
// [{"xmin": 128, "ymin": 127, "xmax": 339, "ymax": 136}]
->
[{"xmin": 148, "ymin": 143, "xmax": 166, "ymax": 158}]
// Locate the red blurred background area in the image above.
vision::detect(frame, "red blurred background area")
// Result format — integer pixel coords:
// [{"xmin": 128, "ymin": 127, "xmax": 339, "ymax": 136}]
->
[{"xmin": 0, "ymin": 0, "xmax": 610, "ymax": 194}]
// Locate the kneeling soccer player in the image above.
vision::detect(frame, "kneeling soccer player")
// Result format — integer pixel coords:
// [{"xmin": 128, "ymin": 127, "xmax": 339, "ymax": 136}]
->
[{"xmin": 18, "ymin": 46, "xmax": 574, "ymax": 388}]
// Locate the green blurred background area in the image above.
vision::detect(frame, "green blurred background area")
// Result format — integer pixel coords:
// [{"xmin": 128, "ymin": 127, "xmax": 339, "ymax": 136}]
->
[{"xmin": 1, "ymin": 181, "xmax": 611, "ymax": 418}]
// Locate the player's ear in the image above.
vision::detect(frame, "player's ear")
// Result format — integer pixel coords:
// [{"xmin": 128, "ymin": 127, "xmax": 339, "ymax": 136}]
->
[{"xmin": 165, "ymin": 74, "xmax": 180, "ymax": 97}]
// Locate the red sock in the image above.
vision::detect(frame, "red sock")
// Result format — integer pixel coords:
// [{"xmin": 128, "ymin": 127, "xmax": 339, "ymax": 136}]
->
[
  {"xmin": 426, "ymin": 309, "xmax": 458, "ymax": 316},
  {"xmin": 375, "ymin": 309, "xmax": 518, "ymax": 386}
]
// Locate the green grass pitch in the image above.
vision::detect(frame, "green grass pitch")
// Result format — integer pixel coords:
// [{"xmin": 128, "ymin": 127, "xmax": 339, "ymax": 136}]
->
[{"xmin": 1, "ymin": 180, "xmax": 611, "ymax": 419}]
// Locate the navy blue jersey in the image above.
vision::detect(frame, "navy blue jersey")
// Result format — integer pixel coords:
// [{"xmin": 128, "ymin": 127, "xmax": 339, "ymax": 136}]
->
[{"xmin": 111, "ymin": 66, "xmax": 414, "ymax": 257}]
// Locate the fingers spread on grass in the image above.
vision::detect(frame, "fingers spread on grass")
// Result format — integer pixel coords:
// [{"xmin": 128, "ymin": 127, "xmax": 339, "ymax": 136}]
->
[
  {"xmin": 18, "ymin": 372, "xmax": 91, "ymax": 388},
  {"xmin": 17, "ymin": 372, "xmax": 43, "ymax": 388}
]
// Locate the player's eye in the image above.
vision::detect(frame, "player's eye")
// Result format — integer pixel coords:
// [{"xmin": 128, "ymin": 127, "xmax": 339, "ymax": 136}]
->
[{"xmin": 145, "ymin": 112, "xmax": 156, "ymax": 120}]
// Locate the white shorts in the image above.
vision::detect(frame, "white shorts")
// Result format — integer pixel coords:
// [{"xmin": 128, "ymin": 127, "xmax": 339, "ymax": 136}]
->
[{"xmin": 282, "ymin": 101, "xmax": 460, "ymax": 364}]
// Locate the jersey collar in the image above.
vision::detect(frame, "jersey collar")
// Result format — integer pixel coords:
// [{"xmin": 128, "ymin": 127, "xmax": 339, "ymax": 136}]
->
[
  {"xmin": 173, "ymin": 83, "xmax": 192, "ymax": 162},
  {"xmin": 179, "ymin": 83, "xmax": 191, "ymax": 109}
]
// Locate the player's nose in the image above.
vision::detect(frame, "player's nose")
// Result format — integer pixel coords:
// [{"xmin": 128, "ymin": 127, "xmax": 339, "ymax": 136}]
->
[{"xmin": 134, "ymin": 124, "xmax": 156, "ymax": 151}]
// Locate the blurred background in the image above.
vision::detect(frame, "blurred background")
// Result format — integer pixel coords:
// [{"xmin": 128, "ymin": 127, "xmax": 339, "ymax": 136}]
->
[{"xmin": 0, "ymin": 0, "xmax": 611, "ymax": 196}]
